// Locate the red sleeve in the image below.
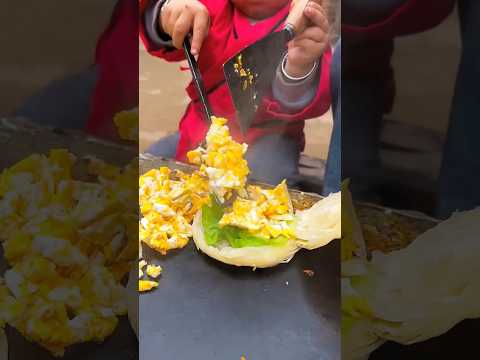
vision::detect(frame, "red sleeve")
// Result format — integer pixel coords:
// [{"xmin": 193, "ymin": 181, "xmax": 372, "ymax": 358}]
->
[
  {"xmin": 258, "ymin": 47, "xmax": 332, "ymax": 123},
  {"xmin": 85, "ymin": 0, "xmax": 138, "ymax": 139},
  {"xmin": 342, "ymin": 0, "xmax": 456, "ymax": 40},
  {"xmin": 139, "ymin": 0, "xmax": 185, "ymax": 61},
  {"xmin": 139, "ymin": 0, "xmax": 223, "ymax": 62}
]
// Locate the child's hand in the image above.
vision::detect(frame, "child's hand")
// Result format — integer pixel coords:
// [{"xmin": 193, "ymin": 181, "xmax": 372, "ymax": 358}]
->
[
  {"xmin": 160, "ymin": 0, "xmax": 210, "ymax": 55},
  {"xmin": 285, "ymin": 1, "xmax": 329, "ymax": 78}
]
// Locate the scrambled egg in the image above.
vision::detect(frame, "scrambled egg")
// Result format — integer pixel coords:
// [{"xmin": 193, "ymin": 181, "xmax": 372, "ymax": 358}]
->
[
  {"xmin": 114, "ymin": 108, "xmax": 138, "ymax": 141},
  {"xmin": 144, "ymin": 118, "xmax": 294, "ymax": 254},
  {"xmin": 146, "ymin": 264, "xmax": 162, "ymax": 278},
  {"xmin": 139, "ymin": 259, "xmax": 147, "ymax": 278},
  {"xmin": 187, "ymin": 117, "xmax": 249, "ymax": 203},
  {"xmin": 139, "ymin": 167, "xmax": 209, "ymax": 255},
  {"xmin": 220, "ymin": 181, "xmax": 296, "ymax": 239},
  {"xmin": 138, "ymin": 280, "xmax": 158, "ymax": 292},
  {"xmin": 0, "ymin": 149, "xmax": 137, "ymax": 356}
]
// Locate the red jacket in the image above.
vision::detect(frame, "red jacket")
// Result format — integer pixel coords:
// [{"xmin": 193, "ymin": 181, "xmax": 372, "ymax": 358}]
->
[
  {"xmin": 140, "ymin": 0, "xmax": 331, "ymax": 162},
  {"xmin": 342, "ymin": 0, "xmax": 456, "ymax": 114},
  {"xmin": 342, "ymin": 0, "xmax": 456, "ymax": 40},
  {"xmin": 86, "ymin": 0, "xmax": 139, "ymax": 140}
]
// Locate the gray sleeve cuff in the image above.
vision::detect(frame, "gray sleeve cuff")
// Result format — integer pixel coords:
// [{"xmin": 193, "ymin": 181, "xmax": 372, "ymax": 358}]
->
[
  {"xmin": 272, "ymin": 57, "xmax": 320, "ymax": 111},
  {"xmin": 144, "ymin": 0, "xmax": 175, "ymax": 49}
]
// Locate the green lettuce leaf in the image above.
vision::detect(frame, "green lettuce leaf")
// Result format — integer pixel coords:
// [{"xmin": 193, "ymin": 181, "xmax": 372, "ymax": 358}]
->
[
  {"xmin": 201, "ymin": 196, "xmax": 224, "ymax": 246},
  {"xmin": 201, "ymin": 197, "xmax": 288, "ymax": 248}
]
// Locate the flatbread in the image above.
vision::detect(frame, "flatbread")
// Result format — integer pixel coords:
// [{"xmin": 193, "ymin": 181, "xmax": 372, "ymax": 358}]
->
[
  {"xmin": 192, "ymin": 191, "xmax": 341, "ymax": 268},
  {"xmin": 295, "ymin": 191, "xmax": 341, "ymax": 250},
  {"xmin": 192, "ymin": 210, "xmax": 300, "ymax": 268}
]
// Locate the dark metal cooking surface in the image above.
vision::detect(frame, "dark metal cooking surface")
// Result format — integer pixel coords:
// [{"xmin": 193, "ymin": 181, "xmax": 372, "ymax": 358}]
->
[
  {"xmin": 139, "ymin": 154, "xmax": 339, "ymax": 360},
  {"xmin": 140, "ymin": 241, "xmax": 340, "ymax": 360}
]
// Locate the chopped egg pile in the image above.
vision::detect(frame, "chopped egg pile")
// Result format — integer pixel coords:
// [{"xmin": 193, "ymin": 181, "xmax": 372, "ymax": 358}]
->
[
  {"xmin": 0, "ymin": 149, "xmax": 137, "ymax": 356},
  {"xmin": 111, "ymin": 109, "xmax": 164, "ymax": 293},
  {"xmin": 139, "ymin": 167, "xmax": 210, "ymax": 255},
  {"xmin": 140, "ymin": 117, "xmax": 300, "ymax": 290},
  {"xmin": 219, "ymin": 181, "xmax": 296, "ymax": 239},
  {"xmin": 114, "ymin": 108, "xmax": 138, "ymax": 141},
  {"xmin": 187, "ymin": 116, "xmax": 249, "ymax": 203}
]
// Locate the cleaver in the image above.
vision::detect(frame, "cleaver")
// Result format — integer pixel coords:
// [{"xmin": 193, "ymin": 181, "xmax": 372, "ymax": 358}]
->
[{"xmin": 223, "ymin": 0, "xmax": 323, "ymax": 134}]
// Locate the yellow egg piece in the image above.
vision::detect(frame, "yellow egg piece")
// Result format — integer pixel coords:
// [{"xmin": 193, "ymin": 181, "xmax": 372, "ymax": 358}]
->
[
  {"xmin": 146, "ymin": 264, "xmax": 162, "ymax": 279},
  {"xmin": 139, "ymin": 280, "xmax": 158, "ymax": 292}
]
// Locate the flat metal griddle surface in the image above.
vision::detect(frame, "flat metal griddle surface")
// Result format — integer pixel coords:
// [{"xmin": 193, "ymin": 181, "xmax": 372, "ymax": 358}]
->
[
  {"xmin": 140, "ymin": 242, "xmax": 339, "ymax": 360},
  {"xmin": 139, "ymin": 154, "xmax": 340, "ymax": 360}
]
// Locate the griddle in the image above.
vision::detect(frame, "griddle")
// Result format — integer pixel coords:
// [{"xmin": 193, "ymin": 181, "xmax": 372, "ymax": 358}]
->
[{"xmin": 139, "ymin": 155, "xmax": 340, "ymax": 360}]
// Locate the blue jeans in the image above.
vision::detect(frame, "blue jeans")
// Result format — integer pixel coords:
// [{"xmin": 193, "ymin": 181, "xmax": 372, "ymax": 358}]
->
[
  {"xmin": 323, "ymin": 40, "xmax": 341, "ymax": 195},
  {"xmin": 147, "ymin": 133, "xmax": 302, "ymax": 187},
  {"xmin": 437, "ymin": 0, "xmax": 480, "ymax": 218},
  {"xmin": 14, "ymin": 66, "xmax": 98, "ymax": 130}
]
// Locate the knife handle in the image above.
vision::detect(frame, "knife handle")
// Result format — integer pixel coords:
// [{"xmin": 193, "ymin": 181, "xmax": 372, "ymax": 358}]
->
[{"xmin": 286, "ymin": 0, "xmax": 324, "ymax": 35}]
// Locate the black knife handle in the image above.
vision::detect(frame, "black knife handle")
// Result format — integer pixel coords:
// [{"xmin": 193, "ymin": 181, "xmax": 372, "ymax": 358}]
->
[
  {"xmin": 183, "ymin": 39, "xmax": 213, "ymax": 124},
  {"xmin": 284, "ymin": 23, "xmax": 296, "ymax": 41}
]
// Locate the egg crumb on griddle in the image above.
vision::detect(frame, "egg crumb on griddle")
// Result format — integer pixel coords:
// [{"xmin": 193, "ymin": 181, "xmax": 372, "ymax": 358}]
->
[
  {"xmin": 146, "ymin": 264, "xmax": 162, "ymax": 278},
  {"xmin": 187, "ymin": 116, "xmax": 249, "ymax": 203},
  {"xmin": 139, "ymin": 280, "xmax": 158, "ymax": 292},
  {"xmin": 139, "ymin": 259, "xmax": 147, "ymax": 278},
  {"xmin": 0, "ymin": 149, "xmax": 137, "ymax": 356}
]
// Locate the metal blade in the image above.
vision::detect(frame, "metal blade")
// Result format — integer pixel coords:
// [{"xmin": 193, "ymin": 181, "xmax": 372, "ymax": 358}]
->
[
  {"xmin": 223, "ymin": 29, "xmax": 292, "ymax": 135},
  {"xmin": 183, "ymin": 39, "xmax": 212, "ymax": 123}
]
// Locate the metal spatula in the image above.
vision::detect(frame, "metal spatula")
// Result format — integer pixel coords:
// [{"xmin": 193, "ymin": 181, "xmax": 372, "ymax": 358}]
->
[
  {"xmin": 183, "ymin": 38, "xmax": 212, "ymax": 147},
  {"xmin": 183, "ymin": 39, "xmax": 240, "ymax": 205},
  {"xmin": 223, "ymin": 0, "xmax": 321, "ymax": 134}
]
